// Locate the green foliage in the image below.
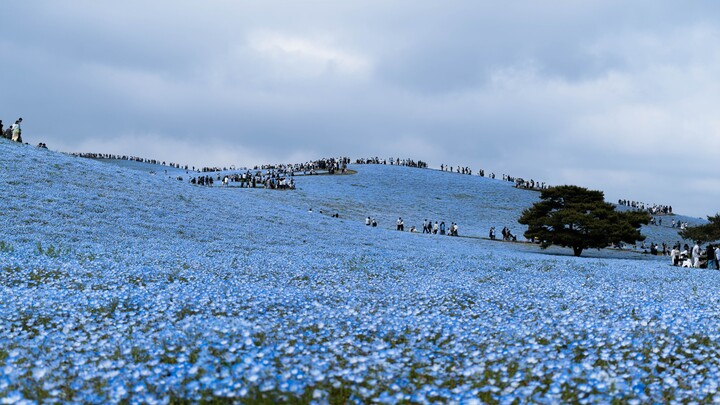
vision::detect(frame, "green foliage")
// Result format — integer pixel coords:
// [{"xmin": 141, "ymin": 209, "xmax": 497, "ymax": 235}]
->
[
  {"xmin": 0, "ymin": 241, "xmax": 13, "ymax": 253},
  {"xmin": 679, "ymin": 214, "xmax": 720, "ymax": 242},
  {"xmin": 35, "ymin": 241, "xmax": 70, "ymax": 258},
  {"xmin": 518, "ymin": 185, "xmax": 650, "ymax": 256}
]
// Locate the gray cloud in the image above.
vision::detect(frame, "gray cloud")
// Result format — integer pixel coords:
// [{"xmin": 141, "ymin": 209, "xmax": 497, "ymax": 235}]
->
[{"xmin": 1, "ymin": 1, "xmax": 719, "ymax": 216}]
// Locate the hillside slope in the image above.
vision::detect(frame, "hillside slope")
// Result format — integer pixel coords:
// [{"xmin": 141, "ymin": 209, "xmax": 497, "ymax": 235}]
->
[{"xmin": 1, "ymin": 139, "xmax": 718, "ymax": 403}]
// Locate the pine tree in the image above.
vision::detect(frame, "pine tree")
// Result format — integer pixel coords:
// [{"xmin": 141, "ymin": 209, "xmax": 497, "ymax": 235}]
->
[
  {"xmin": 518, "ymin": 185, "xmax": 650, "ymax": 256},
  {"xmin": 679, "ymin": 214, "xmax": 720, "ymax": 242}
]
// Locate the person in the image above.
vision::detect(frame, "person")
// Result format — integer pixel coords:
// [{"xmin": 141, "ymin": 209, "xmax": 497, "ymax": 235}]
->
[
  {"xmin": 670, "ymin": 245, "xmax": 680, "ymax": 266},
  {"xmin": 11, "ymin": 118, "xmax": 22, "ymax": 142},
  {"xmin": 433, "ymin": 221, "xmax": 439, "ymax": 234},
  {"xmin": 371, "ymin": 218, "xmax": 377, "ymax": 227},
  {"xmin": 0, "ymin": 120, "xmax": 3, "ymax": 137},
  {"xmin": 489, "ymin": 227, "xmax": 496, "ymax": 240},
  {"xmin": 397, "ymin": 217, "xmax": 404, "ymax": 231},
  {"xmin": 409, "ymin": 226, "xmax": 417, "ymax": 233},
  {"xmin": 439, "ymin": 221, "xmax": 446, "ymax": 235},
  {"xmin": 707, "ymin": 244, "xmax": 716, "ymax": 270},
  {"xmin": 692, "ymin": 241, "xmax": 701, "ymax": 268},
  {"xmin": 716, "ymin": 246, "xmax": 720, "ymax": 270}
]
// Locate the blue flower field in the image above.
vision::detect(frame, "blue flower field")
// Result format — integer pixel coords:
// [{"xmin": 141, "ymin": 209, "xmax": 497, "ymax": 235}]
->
[{"xmin": 1, "ymin": 139, "xmax": 718, "ymax": 404}]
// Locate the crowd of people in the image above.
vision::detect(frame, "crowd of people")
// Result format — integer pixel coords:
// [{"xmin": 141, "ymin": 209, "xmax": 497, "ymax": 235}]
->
[
  {"xmin": 74, "ymin": 150, "xmax": 561, "ymax": 198},
  {"xmin": 440, "ymin": 164, "xmax": 475, "ymax": 175},
  {"xmin": 438, "ymin": 164, "xmax": 551, "ymax": 191},
  {"xmin": 185, "ymin": 157, "xmax": 357, "ymax": 190},
  {"xmin": 488, "ymin": 226, "xmax": 518, "ymax": 241},
  {"xmin": 255, "ymin": 157, "xmax": 352, "ymax": 175},
  {"xmin": 71, "ymin": 153, "xmax": 353, "ymax": 190},
  {"xmin": 190, "ymin": 171, "xmax": 296, "ymax": 190},
  {"xmin": 513, "ymin": 178, "xmax": 548, "ymax": 191},
  {"xmin": 73, "ymin": 152, "xmax": 196, "ymax": 171},
  {"xmin": 618, "ymin": 199, "xmax": 673, "ymax": 215},
  {"xmin": 355, "ymin": 157, "xmax": 428, "ymax": 168},
  {"xmin": 1, "ymin": 118, "xmax": 23, "ymax": 143},
  {"xmin": 669, "ymin": 242, "xmax": 719, "ymax": 269},
  {"xmin": 366, "ymin": 217, "xmax": 460, "ymax": 236},
  {"xmin": 669, "ymin": 219, "xmax": 690, "ymax": 230}
]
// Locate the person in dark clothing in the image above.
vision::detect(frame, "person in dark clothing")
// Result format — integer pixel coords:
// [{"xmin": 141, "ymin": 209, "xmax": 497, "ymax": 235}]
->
[{"xmin": 708, "ymin": 244, "xmax": 717, "ymax": 270}]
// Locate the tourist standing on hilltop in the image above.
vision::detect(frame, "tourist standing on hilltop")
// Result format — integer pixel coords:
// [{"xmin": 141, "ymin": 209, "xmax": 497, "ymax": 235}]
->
[
  {"xmin": 11, "ymin": 118, "xmax": 22, "ymax": 142},
  {"xmin": 397, "ymin": 217, "xmax": 404, "ymax": 231},
  {"xmin": 439, "ymin": 221, "xmax": 446, "ymax": 235},
  {"xmin": 489, "ymin": 227, "xmax": 496, "ymax": 240}
]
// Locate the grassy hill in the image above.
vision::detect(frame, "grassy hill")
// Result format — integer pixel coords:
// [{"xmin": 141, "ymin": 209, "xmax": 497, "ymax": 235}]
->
[{"xmin": 1, "ymin": 139, "xmax": 718, "ymax": 403}]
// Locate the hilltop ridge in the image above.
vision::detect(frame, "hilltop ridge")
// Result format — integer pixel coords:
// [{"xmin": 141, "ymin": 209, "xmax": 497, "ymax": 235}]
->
[{"xmin": 0, "ymin": 139, "xmax": 703, "ymax": 257}]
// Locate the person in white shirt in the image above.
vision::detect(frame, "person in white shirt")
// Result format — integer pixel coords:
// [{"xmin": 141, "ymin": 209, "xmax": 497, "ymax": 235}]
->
[
  {"xmin": 692, "ymin": 242, "xmax": 701, "ymax": 268},
  {"xmin": 11, "ymin": 118, "xmax": 22, "ymax": 142},
  {"xmin": 670, "ymin": 246, "xmax": 680, "ymax": 266}
]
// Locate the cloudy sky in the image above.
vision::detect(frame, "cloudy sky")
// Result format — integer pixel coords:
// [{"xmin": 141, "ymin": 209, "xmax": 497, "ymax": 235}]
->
[{"xmin": 2, "ymin": 1, "xmax": 719, "ymax": 217}]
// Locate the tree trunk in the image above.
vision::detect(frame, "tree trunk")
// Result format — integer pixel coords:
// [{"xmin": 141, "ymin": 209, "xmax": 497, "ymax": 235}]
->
[{"xmin": 573, "ymin": 246, "xmax": 583, "ymax": 256}]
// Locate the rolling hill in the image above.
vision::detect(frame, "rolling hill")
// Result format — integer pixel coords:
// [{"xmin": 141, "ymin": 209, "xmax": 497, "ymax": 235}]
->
[{"xmin": 0, "ymin": 139, "xmax": 717, "ymax": 403}]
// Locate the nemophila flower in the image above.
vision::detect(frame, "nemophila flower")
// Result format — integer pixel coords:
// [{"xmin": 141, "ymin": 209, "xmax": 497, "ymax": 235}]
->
[{"xmin": 1, "ymin": 143, "xmax": 719, "ymax": 402}]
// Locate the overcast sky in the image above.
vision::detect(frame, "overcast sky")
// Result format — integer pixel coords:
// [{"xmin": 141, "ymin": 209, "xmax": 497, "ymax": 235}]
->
[{"xmin": 2, "ymin": 1, "xmax": 719, "ymax": 217}]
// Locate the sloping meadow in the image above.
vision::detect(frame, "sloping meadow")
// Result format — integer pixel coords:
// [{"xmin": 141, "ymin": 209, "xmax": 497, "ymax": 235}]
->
[{"xmin": 1, "ymin": 140, "xmax": 719, "ymax": 404}]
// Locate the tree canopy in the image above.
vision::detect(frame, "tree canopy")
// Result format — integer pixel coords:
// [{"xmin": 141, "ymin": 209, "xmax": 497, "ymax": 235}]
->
[
  {"xmin": 518, "ymin": 185, "xmax": 651, "ymax": 256},
  {"xmin": 679, "ymin": 214, "xmax": 720, "ymax": 242}
]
